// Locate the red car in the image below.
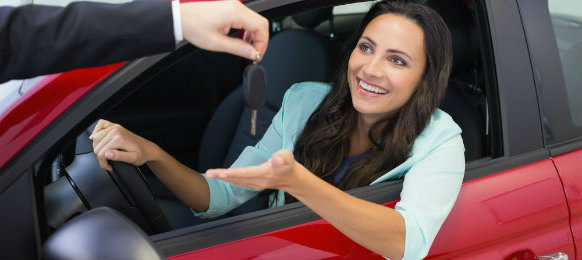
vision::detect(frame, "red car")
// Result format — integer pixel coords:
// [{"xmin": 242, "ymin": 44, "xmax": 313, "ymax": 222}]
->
[{"xmin": 0, "ymin": 0, "xmax": 580, "ymax": 259}]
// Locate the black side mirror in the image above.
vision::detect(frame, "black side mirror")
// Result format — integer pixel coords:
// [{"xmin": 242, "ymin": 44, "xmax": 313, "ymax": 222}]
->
[{"xmin": 42, "ymin": 207, "xmax": 164, "ymax": 260}]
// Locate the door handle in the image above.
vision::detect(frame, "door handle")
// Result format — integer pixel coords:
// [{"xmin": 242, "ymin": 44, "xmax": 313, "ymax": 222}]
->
[{"xmin": 537, "ymin": 252, "xmax": 568, "ymax": 260}]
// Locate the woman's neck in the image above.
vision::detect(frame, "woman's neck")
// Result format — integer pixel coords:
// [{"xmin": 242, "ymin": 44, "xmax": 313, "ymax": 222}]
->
[{"xmin": 349, "ymin": 115, "xmax": 380, "ymax": 156}]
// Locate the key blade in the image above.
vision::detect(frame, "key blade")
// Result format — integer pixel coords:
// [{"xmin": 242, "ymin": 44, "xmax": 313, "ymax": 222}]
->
[{"xmin": 251, "ymin": 110, "xmax": 257, "ymax": 136}]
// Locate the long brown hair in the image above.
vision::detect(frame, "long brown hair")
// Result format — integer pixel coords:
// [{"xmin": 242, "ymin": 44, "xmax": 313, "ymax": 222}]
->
[{"xmin": 289, "ymin": 1, "xmax": 452, "ymax": 202}]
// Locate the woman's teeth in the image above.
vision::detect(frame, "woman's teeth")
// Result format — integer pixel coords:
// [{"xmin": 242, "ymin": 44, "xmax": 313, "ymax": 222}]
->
[{"xmin": 359, "ymin": 80, "xmax": 388, "ymax": 94}]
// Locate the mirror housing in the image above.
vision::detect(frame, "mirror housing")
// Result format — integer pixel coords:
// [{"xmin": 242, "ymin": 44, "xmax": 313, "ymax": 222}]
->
[{"xmin": 42, "ymin": 207, "xmax": 164, "ymax": 260}]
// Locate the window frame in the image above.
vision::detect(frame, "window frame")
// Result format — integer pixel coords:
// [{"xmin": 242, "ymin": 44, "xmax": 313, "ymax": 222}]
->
[{"xmin": 517, "ymin": 0, "xmax": 582, "ymax": 156}]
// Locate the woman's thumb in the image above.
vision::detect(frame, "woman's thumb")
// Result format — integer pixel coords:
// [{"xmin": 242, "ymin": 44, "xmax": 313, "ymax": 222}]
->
[{"xmin": 271, "ymin": 150, "xmax": 294, "ymax": 168}]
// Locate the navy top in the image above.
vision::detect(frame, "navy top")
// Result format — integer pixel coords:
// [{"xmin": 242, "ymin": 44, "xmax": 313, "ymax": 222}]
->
[{"xmin": 334, "ymin": 151, "xmax": 369, "ymax": 183}]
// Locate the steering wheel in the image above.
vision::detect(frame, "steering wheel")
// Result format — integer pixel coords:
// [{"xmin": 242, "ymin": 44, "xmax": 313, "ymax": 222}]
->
[
  {"xmin": 107, "ymin": 160, "xmax": 172, "ymax": 234},
  {"xmin": 51, "ymin": 128, "xmax": 171, "ymax": 235}
]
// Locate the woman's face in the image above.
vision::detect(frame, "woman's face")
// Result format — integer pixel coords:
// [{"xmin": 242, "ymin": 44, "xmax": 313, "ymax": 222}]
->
[{"xmin": 347, "ymin": 13, "xmax": 426, "ymax": 123}]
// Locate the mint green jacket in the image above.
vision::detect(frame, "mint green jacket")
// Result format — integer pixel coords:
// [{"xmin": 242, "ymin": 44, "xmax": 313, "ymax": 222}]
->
[{"xmin": 195, "ymin": 82, "xmax": 465, "ymax": 260}]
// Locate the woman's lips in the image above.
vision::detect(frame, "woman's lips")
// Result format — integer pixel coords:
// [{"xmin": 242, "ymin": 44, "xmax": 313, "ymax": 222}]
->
[{"xmin": 356, "ymin": 77, "xmax": 389, "ymax": 97}]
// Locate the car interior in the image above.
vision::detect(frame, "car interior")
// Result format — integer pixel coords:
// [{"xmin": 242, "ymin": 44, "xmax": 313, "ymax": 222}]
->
[{"xmin": 41, "ymin": 0, "xmax": 494, "ymax": 236}]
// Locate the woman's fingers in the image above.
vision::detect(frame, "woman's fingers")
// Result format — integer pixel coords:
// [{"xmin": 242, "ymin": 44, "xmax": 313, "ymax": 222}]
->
[
  {"xmin": 103, "ymin": 149, "xmax": 138, "ymax": 165},
  {"xmin": 98, "ymin": 156, "xmax": 112, "ymax": 171},
  {"xmin": 90, "ymin": 125, "xmax": 112, "ymax": 146},
  {"xmin": 89, "ymin": 119, "xmax": 112, "ymax": 140},
  {"xmin": 90, "ymin": 120, "xmax": 146, "ymax": 170},
  {"xmin": 206, "ymin": 163, "xmax": 267, "ymax": 179},
  {"xmin": 93, "ymin": 128, "xmax": 119, "ymax": 157},
  {"xmin": 206, "ymin": 150, "xmax": 297, "ymax": 190},
  {"xmin": 206, "ymin": 163, "xmax": 267, "ymax": 190}
]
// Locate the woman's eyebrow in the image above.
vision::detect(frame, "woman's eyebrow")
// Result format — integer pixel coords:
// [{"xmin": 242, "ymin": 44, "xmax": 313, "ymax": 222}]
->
[
  {"xmin": 361, "ymin": 36, "xmax": 377, "ymax": 46},
  {"xmin": 387, "ymin": 49, "xmax": 413, "ymax": 61},
  {"xmin": 361, "ymin": 36, "xmax": 413, "ymax": 61}
]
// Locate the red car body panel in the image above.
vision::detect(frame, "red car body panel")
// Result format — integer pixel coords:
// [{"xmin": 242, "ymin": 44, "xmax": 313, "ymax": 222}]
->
[
  {"xmin": 170, "ymin": 201, "xmax": 399, "ymax": 260},
  {"xmin": 0, "ymin": 63, "xmax": 122, "ymax": 170},
  {"xmin": 428, "ymin": 158, "xmax": 574, "ymax": 259},
  {"xmin": 552, "ymin": 150, "xmax": 582, "ymax": 259},
  {"xmin": 168, "ymin": 159, "xmax": 575, "ymax": 259}
]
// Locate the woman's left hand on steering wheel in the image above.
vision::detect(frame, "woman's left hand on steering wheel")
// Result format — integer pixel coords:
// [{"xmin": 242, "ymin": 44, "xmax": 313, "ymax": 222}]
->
[{"xmin": 89, "ymin": 119, "xmax": 157, "ymax": 171}]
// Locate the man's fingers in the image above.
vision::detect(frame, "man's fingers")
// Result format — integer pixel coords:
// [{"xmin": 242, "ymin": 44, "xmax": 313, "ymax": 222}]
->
[
  {"xmin": 237, "ymin": 5, "xmax": 269, "ymax": 56},
  {"xmin": 243, "ymin": 31, "xmax": 253, "ymax": 44},
  {"xmin": 214, "ymin": 36, "xmax": 262, "ymax": 61},
  {"xmin": 249, "ymin": 32, "xmax": 268, "ymax": 59}
]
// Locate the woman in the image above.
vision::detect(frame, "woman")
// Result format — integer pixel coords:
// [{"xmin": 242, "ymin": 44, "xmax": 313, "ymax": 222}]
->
[{"xmin": 91, "ymin": 1, "xmax": 464, "ymax": 259}]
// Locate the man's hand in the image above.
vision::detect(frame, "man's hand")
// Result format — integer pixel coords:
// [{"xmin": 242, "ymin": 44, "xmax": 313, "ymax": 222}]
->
[{"xmin": 180, "ymin": 0, "xmax": 269, "ymax": 61}]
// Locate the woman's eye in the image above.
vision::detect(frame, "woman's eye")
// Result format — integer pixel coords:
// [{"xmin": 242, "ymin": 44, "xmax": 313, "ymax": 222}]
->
[
  {"xmin": 390, "ymin": 57, "xmax": 407, "ymax": 66},
  {"xmin": 358, "ymin": 43, "xmax": 373, "ymax": 54}
]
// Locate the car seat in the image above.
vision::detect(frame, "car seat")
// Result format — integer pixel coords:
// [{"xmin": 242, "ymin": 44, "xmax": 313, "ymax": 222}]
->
[{"xmin": 431, "ymin": 0, "xmax": 486, "ymax": 161}]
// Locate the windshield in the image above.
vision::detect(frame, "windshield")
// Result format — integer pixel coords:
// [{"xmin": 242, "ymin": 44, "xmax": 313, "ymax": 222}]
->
[{"xmin": 0, "ymin": 76, "xmax": 45, "ymax": 114}]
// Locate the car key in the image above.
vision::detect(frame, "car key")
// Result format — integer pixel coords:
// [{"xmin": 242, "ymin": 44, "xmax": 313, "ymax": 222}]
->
[{"xmin": 242, "ymin": 62, "xmax": 266, "ymax": 136}]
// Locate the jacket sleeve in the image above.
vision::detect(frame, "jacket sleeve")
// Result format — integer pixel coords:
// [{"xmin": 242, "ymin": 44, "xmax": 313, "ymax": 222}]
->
[
  {"xmin": 394, "ymin": 134, "xmax": 465, "ymax": 260},
  {"xmin": 0, "ymin": 1, "xmax": 175, "ymax": 83},
  {"xmin": 194, "ymin": 82, "xmax": 330, "ymax": 218}
]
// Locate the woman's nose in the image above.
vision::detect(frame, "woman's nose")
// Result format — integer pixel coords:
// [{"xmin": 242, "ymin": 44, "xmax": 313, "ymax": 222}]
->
[{"xmin": 362, "ymin": 56, "xmax": 383, "ymax": 78}]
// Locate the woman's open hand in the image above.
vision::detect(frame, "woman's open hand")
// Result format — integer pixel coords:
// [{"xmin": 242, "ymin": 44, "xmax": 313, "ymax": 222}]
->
[
  {"xmin": 89, "ymin": 119, "xmax": 157, "ymax": 171},
  {"xmin": 206, "ymin": 150, "xmax": 300, "ymax": 191}
]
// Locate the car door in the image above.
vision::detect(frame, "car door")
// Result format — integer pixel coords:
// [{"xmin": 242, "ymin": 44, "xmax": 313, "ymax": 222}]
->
[
  {"xmin": 519, "ymin": 0, "xmax": 582, "ymax": 258},
  {"xmin": 428, "ymin": 0, "xmax": 578, "ymax": 259}
]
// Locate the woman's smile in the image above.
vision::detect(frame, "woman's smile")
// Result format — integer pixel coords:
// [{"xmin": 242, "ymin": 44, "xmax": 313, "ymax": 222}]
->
[{"xmin": 357, "ymin": 77, "xmax": 389, "ymax": 96}]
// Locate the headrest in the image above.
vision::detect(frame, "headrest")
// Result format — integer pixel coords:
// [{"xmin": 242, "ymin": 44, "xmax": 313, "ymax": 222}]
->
[
  {"xmin": 261, "ymin": 30, "xmax": 331, "ymax": 108},
  {"xmin": 292, "ymin": 7, "xmax": 333, "ymax": 29},
  {"xmin": 428, "ymin": 0, "xmax": 479, "ymax": 77}
]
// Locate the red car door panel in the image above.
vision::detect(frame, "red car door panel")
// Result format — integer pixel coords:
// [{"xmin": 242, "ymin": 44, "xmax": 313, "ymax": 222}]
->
[
  {"xmin": 428, "ymin": 158, "xmax": 574, "ymax": 259},
  {"xmin": 169, "ymin": 201, "xmax": 400, "ymax": 260},
  {"xmin": 552, "ymin": 150, "xmax": 582, "ymax": 259}
]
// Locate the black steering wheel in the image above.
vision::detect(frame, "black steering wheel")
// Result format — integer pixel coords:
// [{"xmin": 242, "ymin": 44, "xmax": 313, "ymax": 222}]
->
[
  {"xmin": 107, "ymin": 160, "xmax": 171, "ymax": 234},
  {"xmin": 50, "ymin": 128, "xmax": 171, "ymax": 235}
]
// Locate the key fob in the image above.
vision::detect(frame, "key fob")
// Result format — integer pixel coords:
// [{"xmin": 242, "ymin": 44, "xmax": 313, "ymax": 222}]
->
[{"xmin": 242, "ymin": 63, "xmax": 267, "ymax": 109}]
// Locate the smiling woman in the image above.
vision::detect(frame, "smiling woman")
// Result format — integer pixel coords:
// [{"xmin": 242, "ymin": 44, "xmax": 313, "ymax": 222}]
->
[
  {"xmin": 206, "ymin": 3, "xmax": 459, "ymax": 259},
  {"xmin": 90, "ymin": 1, "xmax": 462, "ymax": 259}
]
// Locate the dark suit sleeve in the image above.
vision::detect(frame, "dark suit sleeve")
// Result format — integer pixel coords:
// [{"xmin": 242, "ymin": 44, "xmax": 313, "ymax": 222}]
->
[{"xmin": 0, "ymin": 1, "xmax": 176, "ymax": 83}]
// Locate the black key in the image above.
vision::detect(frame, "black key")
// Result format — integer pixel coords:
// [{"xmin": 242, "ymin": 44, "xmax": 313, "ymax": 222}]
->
[{"xmin": 242, "ymin": 63, "xmax": 266, "ymax": 136}]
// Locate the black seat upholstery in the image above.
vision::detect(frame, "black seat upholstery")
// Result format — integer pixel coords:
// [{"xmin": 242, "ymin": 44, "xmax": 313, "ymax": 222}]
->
[{"xmin": 431, "ymin": 0, "xmax": 486, "ymax": 161}]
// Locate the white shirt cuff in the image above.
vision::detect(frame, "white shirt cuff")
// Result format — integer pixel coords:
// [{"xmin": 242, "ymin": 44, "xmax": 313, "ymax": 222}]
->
[{"xmin": 171, "ymin": 0, "xmax": 184, "ymax": 44}]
